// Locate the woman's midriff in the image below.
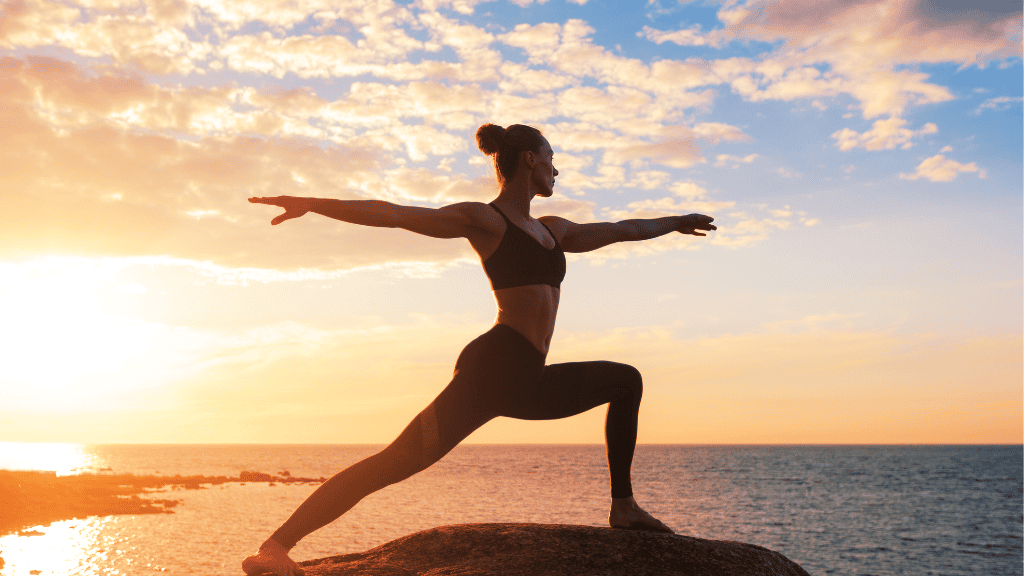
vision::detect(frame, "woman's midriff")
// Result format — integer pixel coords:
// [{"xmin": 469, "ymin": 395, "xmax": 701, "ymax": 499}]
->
[{"xmin": 492, "ymin": 284, "xmax": 560, "ymax": 355}]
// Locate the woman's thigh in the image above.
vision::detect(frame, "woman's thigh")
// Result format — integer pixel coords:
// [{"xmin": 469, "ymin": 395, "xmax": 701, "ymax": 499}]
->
[{"xmin": 506, "ymin": 360, "xmax": 642, "ymax": 421}]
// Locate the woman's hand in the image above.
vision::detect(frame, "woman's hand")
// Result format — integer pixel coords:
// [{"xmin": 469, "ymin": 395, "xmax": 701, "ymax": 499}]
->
[
  {"xmin": 676, "ymin": 214, "xmax": 716, "ymax": 236},
  {"xmin": 249, "ymin": 196, "xmax": 312, "ymax": 225}
]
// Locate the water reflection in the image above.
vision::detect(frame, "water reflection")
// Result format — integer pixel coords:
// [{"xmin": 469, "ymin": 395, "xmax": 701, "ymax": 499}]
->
[
  {"xmin": 0, "ymin": 443, "xmax": 98, "ymax": 476},
  {"xmin": 0, "ymin": 517, "xmax": 141, "ymax": 576}
]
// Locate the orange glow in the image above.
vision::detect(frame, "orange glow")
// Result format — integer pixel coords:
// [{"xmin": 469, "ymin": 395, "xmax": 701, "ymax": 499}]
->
[
  {"xmin": 0, "ymin": 259, "xmax": 158, "ymax": 407},
  {"xmin": 0, "ymin": 443, "xmax": 94, "ymax": 476},
  {"xmin": 0, "ymin": 518, "xmax": 114, "ymax": 575}
]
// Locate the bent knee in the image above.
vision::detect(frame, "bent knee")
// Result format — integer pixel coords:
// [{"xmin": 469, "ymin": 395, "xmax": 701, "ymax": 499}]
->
[{"xmin": 616, "ymin": 362, "xmax": 643, "ymax": 400}]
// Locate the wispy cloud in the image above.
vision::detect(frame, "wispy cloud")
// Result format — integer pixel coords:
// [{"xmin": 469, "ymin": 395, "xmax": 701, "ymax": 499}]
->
[
  {"xmin": 832, "ymin": 117, "xmax": 938, "ymax": 151},
  {"xmin": 973, "ymin": 95, "xmax": 1024, "ymax": 115},
  {"xmin": 899, "ymin": 154, "xmax": 986, "ymax": 182}
]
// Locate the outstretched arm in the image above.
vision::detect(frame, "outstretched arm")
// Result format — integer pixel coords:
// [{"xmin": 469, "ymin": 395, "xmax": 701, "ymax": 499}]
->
[
  {"xmin": 248, "ymin": 196, "xmax": 486, "ymax": 239},
  {"xmin": 545, "ymin": 214, "xmax": 716, "ymax": 253}
]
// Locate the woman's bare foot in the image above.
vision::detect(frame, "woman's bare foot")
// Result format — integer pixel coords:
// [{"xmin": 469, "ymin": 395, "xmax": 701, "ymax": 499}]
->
[
  {"xmin": 241, "ymin": 538, "xmax": 305, "ymax": 576},
  {"xmin": 608, "ymin": 496, "xmax": 674, "ymax": 534}
]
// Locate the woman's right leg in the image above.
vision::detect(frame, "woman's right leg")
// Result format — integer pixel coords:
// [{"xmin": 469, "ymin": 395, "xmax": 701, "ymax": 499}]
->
[
  {"xmin": 243, "ymin": 392, "xmax": 495, "ymax": 575},
  {"xmin": 268, "ymin": 392, "xmax": 496, "ymax": 550},
  {"xmin": 244, "ymin": 327, "xmax": 521, "ymax": 576},
  {"xmin": 242, "ymin": 325, "xmax": 544, "ymax": 569}
]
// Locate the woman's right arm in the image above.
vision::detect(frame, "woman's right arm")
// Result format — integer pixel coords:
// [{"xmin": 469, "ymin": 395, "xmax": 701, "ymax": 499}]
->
[{"xmin": 248, "ymin": 196, "xmax": 487, "ymax": 240}]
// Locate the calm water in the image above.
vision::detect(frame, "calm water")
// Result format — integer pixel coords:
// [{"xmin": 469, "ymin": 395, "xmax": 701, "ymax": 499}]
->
[{"xmin": 0, "ymin": 444, "xmax": 1020, "ymax": 575}]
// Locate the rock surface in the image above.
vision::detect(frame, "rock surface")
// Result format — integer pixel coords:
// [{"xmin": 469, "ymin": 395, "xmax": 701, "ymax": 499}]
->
[{"xmin": 300, "ymin": 523, "xmax": 811, "ymax": 576}]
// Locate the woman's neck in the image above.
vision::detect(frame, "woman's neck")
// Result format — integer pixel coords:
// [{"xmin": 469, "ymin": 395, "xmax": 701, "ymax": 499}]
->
[{"xmin": 494, "ymin": 183, "xmax": 535, "ymax": 219}]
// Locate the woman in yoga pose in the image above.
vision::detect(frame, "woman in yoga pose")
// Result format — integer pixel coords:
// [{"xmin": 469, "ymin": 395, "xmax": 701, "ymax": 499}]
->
[{"xmin": 243, "ymin": 123, "xmax": 716, "ymax": 576}]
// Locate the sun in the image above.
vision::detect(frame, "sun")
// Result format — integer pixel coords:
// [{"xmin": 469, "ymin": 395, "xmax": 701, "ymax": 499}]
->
[{"xmin": 0, "ymin": 258, "xmax": 157, "ymax": 408}]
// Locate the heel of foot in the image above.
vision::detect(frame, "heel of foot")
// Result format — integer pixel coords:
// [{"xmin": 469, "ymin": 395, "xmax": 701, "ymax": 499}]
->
[{"xmin": 242, "ymin": 551, "xmax": 305, "ymax": 576}]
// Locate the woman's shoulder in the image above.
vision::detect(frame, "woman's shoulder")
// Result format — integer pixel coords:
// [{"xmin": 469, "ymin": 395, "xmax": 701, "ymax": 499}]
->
[
  {"xmin": 537, "ymin": 214, "xmax": 573, "ymax": 240},
  {"xmin": 440, "ymin": 201, "xmax": 506, "ymax": 238}
]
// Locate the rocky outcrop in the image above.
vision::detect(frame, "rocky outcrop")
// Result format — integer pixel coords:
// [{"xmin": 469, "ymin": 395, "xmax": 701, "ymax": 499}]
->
[{"xmin": 300, "ymin": 523, "xmax": 811, "ymax": 576}]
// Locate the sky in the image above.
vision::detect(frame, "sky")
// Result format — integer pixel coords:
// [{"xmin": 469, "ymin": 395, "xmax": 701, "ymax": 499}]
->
[{"xmin": 0, "ymin": 0, "xmax": 1020, "ymax": 445}]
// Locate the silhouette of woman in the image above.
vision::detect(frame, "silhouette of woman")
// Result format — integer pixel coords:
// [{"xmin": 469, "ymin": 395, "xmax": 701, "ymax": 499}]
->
[{"xmin": 243, "ymin": 123, "xmax": 716, "ymax": 576}]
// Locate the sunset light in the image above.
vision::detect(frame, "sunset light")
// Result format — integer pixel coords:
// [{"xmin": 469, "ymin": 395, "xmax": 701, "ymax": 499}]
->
[
  {"xmin": 1, "ymin": 2, "xmax": 1021, "ymax": 575},
  {"xmin": 0, "ymin": 0, "xmax": 1019, "ymax": 445}
]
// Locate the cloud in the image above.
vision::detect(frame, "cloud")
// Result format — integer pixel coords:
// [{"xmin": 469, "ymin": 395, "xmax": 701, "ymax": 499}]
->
[
  {"xmin": 0, "ymin": 55, "xmax": 518, "ymax": 272},
  {"xmin": 532, "ymin": 194, "xmax": 598, "ymax": 224},
  {"xmin": 641, "ymin": 0, "xmax": 1019, "ymax": 118},
  {"xmin": 592, "ymin": 182, "xmax": 811, "ymax": 253},
  {"xmin": 1, "ymin": 0, "xmax": 211, "ymax": 75},
  {"xmin": 601, "ymin": 196, "xmax": 736, "ymax": 222},
  {"xmin": 499, "ymin": 19, "xmax": 717, "ymax": 116},
  {"xmin": 0, "ymin": 0, "xmax": 858, "ymax": 276},
  {"xmin": 899, "ymin": 154, "xmax": 985, "ymax": 182},
  {"xmin": 625, "ymin": 170, "xmax": 672, "ymax": 190},
  {"xmin": 638, "ymin": 24, "xmax": 725, "ymax": 48},
  {"xmin": 831, "ymin": 117, "xmax": 938, "ymax": 151},
  {"xmin": 556, "ymin": 86, "xmax": 653, "ymax": 126},
  {"xmin": 547, "ymin": 124, "xmax": 705, "ymax": 169},
  {"xmin": 382, "ymin": 167, "xmax": 495, "ymax": 203},
  {"xmin": 498, "ymin": 62, "xmax": 577, "ymax": 94},
  {"xmin": 714, "ymin": 153, "xmax": 759, "ymax": 168},
  {"xmin": 199, "ymin": 0, "xmax": 413, "ymax": 31},
  {"xmin": 973, "ymin": 95, "xmax": 1024, "ymax": 115},
  {"xmin": 602, "ymin": 131, "xmax": 705, "ymax": 168},
  {"xmin": 762, "ymin": 312, "xmax": 866, "ymax": 332},
  {"xmin": 692, "ymin": 122, "xmax": 750, "ymax": 144},
  {"xmin": 722, "ymin": 0, "xmax": 1020, "ymax": 67}
]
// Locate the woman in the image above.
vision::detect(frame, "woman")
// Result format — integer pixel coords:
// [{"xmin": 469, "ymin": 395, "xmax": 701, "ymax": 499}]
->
[{"xmin": 243, "ymin": 123, "xmax": 716, "ymax": 576}]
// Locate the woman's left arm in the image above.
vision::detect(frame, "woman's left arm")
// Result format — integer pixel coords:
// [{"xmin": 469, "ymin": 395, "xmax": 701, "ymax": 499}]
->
[{"xmin": 543, "ymin": 214, "xmax": 715, "ymax": 253}]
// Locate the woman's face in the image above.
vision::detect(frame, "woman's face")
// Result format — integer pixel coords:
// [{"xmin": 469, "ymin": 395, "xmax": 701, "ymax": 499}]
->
[{"xmin": 531, "ymin": 139, "xmax": 558, "ymax": 197}]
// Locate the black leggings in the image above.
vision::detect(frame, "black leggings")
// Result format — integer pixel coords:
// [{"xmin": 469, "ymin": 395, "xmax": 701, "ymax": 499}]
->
[{"xmin": 271, "ymin": 323, "xmax": 643, "ymax": 549}]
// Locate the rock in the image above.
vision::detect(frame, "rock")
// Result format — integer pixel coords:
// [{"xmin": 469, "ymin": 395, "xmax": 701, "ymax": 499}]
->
[{"xmin": 299, "ymin": 523, "xmax": 811, "ymax": 576}]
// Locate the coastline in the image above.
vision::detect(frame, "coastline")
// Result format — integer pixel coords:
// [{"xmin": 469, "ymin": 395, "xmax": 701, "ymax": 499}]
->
[{"xmin": 0, "ymin": 469, "xmax": 324, "ymax": 536}]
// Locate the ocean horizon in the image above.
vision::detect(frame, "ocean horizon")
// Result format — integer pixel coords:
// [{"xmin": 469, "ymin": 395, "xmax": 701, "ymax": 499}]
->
[{"xmin": 1, "ymin": 443, "xmax": 1021, "ymax": 575}]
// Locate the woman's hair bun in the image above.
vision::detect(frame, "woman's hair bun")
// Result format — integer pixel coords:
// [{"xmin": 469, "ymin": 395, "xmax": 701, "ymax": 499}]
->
[{"xmin": 476, "ymin": 123, "xmax": 505, "ymax": 156}]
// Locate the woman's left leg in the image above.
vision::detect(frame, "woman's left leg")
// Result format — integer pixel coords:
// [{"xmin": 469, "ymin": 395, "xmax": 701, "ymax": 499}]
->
[
  {"xmin": 508, "ymin": 360, "xmax": 643, "ymax": 499},
  {"xmin": 507, "ymin": 360, "xmax": 673, "ymax": 533}
]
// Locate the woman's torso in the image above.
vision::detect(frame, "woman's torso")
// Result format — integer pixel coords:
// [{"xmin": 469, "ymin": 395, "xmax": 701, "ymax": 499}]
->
[{"xmin": 468, "ymin": 201, "xmax": 564, "ymax": 355}]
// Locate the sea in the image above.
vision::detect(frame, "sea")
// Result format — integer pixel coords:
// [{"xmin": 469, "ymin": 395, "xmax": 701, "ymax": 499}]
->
[{"xmin": 0, "ymin": 444, "xmax": 1020, "ymax": 576}]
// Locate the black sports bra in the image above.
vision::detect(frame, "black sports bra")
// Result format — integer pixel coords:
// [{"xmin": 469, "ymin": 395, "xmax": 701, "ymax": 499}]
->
[{"xmin": 483, "ymin": 203, "xmax": 566, "ymax": 290}]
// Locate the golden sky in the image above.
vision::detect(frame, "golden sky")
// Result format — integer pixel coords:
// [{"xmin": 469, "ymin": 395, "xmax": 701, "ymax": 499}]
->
[{"xmin": 1, "ymin": 0, "xmax": 1020, "ymax": 444}]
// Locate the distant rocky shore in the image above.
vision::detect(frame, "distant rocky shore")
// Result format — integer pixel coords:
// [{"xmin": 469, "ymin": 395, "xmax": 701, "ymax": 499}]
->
[
  {"xmin": 299, "ymin": 523, "xmax": 812, "ymax": 575},
  {"xmin": 0, "ymin": 469, "xmax": 325, "ymax": 536}
]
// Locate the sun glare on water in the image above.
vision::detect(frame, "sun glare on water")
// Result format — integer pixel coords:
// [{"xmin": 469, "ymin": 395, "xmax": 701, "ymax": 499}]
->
[
  {"xmin": 0, "ymin": 443, "xmax": 96, "ymax": 476},
  {"xmin": 0, "ymin": 517, "xmax": 151, "ymax": 576}
]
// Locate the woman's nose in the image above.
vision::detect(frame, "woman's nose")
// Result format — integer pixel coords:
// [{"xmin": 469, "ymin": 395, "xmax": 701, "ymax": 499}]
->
[{"xmin": 553, "ymin": 167, "xmax": 559, "ymax": 176}]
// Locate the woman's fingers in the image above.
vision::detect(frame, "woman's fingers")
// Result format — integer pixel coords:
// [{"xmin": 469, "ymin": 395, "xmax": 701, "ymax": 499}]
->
[
  {"xmin": 271, "ymin": 210, "xmax": 296, "ymax": 225},
  {"xmin": 270, "ymin": 207, "xmax": 308, "ymax": 225},
  {"xmin": 678, "ymin": 214, "xmax": 716, "ymax": 235}
]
